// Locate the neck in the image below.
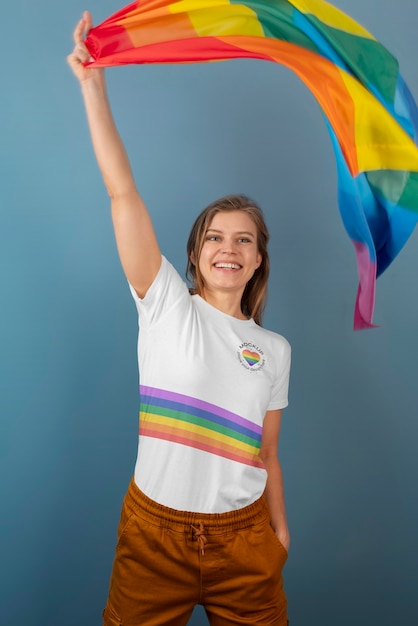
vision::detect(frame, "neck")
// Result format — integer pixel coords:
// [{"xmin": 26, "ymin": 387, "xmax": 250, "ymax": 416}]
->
[{"xmin": 200, "ymin": 288, "xmax": 248, "ymax": 320}]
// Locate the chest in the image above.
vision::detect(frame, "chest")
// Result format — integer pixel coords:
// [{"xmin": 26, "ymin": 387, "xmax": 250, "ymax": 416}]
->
[{"xmin": 139, "ymin": 311, "xmax": 276, "ymax": 424}]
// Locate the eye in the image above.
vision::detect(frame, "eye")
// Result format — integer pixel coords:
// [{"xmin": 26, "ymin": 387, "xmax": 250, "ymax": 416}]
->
[
  {"xmin": 238, "ymin": 237, "xmax": 251, "ymax": 243},
  {"xmin": 206, "ymin": 235, "xmax": 221, "ymax": 242}
]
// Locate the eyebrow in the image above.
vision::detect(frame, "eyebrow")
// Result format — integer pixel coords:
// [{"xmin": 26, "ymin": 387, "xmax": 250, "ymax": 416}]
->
[{"xmin": 206, "ymin": 228, "xmax": 255, "ymax": 237}]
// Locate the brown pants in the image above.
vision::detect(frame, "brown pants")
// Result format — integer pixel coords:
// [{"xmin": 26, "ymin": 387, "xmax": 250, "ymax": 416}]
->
[{"xmin": 103, "ymin": 478, "xmax": 288, "ymax": 626}]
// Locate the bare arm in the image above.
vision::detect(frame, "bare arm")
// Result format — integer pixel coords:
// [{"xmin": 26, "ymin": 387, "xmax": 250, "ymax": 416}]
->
[
  {"xmin": 260, "ymin": 409, "xmax": 290, "ymax": 552},
  {"xmin": 67, "ymin": 12, "xmax": 161, "ymax": 298}
]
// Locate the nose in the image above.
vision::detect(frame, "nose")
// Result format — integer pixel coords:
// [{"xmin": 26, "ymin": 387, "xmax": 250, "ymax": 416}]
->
[{"xmin": 219, "ymin": 237, "xmax": 236, "ymax": 253}]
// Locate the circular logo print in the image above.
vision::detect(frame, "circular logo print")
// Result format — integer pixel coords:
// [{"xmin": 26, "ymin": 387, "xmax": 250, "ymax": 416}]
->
[{"xmin": 237, "ymin": 342, "xmax": 266, "ymax": 371}]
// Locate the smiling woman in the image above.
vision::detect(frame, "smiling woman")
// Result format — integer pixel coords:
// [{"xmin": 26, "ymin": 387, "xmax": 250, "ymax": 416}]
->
[
  {"xmin": 68, "ymin": 11, "xmax": 291, "ymax": 626},
  {"xmin": 186, "ymin": 194, "xmax": 269, "ymax": 324},
  {"xmin": 192, "ymin": 210, "xmax": 262, "ymax": 318}
]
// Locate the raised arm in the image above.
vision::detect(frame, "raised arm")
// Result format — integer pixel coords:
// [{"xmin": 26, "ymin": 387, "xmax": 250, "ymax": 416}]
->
[{"xmin": 67, "ymin": 12, "xmax": 161, "ymax": 298}]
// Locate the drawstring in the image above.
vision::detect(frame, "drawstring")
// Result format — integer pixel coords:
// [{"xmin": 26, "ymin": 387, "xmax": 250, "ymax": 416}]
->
[{"xmin": 191, "ymin": 523, "xmax": 207, "ymax": 555}]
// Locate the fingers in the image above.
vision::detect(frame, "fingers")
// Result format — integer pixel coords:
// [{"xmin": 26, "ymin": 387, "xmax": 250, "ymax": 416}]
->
[
  {"xmin": 68, "ymin": 12, "xmax": 97, "ymax": 79},
  {"xmin": 68, "ymin": 39, "xmax": 91, "ymax": 66},
  {"xmin": 73, "ymin": 17, "xmax": 85, "ymax": 45},
  {"xmin": 73, "ymin": 11, "xmax": 93, "ymax": 44},
  {"xmin": 84, "ymin": 10, "xmax": 93, "ymax": 35},
  {"xmin": 71, "ymin": 11, "xmax": 94, "ymax": 66}
]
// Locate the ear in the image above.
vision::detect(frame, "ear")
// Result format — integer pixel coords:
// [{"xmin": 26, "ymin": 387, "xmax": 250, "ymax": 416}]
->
[
  {"xmin": 189, "ymin": 250, "xmax": 196, "ymax": 266},
  {"xmin": 255, "ymin": 253, "xmax": 262, "ymax": 269}
]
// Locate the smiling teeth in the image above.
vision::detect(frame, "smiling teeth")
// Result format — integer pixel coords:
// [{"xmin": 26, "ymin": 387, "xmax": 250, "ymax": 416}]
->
[{"xmin": 215, "ymin": 263, "xmax": 240, "ymax": 269}]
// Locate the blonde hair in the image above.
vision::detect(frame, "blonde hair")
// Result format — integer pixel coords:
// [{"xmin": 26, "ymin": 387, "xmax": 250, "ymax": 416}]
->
[{"xmin": 186, "ymin": 194, "xmax": 270, "ymax": 326}]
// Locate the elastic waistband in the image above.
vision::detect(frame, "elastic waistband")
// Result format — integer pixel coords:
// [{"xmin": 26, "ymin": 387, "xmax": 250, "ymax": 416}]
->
[{"xmin": 125, "ymin": 478, "xmax": 270, "ymax": 534}]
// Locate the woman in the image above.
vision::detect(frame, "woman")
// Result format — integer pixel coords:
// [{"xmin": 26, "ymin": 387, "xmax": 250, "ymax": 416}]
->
[{"xmin": 68, "ymin": 12, "xmax": 291, "ymax": 626}]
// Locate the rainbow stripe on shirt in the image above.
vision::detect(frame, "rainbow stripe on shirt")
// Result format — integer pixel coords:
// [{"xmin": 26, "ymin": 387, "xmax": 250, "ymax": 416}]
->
[{"xmin": 139, "ymin": 385, "xmax": 265, "ymax": 468}]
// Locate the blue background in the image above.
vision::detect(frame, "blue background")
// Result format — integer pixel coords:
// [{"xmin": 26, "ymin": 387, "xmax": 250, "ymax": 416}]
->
[{"xmin": 1, "ymin": 1, "xmax": 417, "ymax": 624}]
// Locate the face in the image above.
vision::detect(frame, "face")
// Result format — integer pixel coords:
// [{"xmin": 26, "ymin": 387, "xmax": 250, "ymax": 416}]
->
[{"xmin": 194, "ymin": 210, "xmax": 262, "ymax": 299}]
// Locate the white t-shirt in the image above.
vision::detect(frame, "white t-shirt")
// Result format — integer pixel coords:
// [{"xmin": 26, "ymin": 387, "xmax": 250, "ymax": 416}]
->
[{"xmin": 129, "ymin": 256, "xmax": 291, "ymax": 513}]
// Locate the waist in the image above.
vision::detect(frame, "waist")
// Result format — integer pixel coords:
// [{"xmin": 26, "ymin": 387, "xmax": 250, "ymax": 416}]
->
[{"xmin": 126, "ymin": 476, "xmax": 271, "ymax": 533}]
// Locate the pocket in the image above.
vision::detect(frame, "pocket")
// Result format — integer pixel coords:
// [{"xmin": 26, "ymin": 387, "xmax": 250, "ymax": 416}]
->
[
  {"xmin": 265, "ymin": 523, "xmax": 289, "ymax": 559},
  {"xmin": 116, "ymin": 495, "xmax": 139, "ymax": 547}
]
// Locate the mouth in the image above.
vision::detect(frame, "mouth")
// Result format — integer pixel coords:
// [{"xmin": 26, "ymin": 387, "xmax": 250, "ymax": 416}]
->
[{"xmin": 214, "ymin": 262, "xmax": 242, "ymax": 270}]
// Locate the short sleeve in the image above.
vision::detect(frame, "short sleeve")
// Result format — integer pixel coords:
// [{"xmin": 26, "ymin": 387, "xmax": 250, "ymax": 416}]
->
[
  {"xmin": 128, "ymin": 256, "xmax": 189, "ymax": 328},
  {"xmin": 268, "ymin": 337, "xmax": 291, "ymax": 410}
]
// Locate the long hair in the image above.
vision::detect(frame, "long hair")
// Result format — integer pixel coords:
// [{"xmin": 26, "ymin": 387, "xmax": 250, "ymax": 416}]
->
[{"xmin": 186, "ymin": 194, "xmax": 270, "ymax": 326}]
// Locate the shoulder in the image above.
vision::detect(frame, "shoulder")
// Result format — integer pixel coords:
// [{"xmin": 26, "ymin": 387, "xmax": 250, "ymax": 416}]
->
[
  {"xmin": 130, "ymin": 255, "xmax": 186, "ymax": 300},
  {"xmin": 254, "ymin": 324, "xmax": 291, "ymax": 355},
  {"xmin": 128, "ymin": 255, "xmax": 192, "ymax": 327}
]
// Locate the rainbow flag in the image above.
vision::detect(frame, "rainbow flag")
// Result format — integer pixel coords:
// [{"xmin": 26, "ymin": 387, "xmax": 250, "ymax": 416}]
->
[{"xmin": 85, "ymin": 0, "xmax": 418, "ymax": 329}]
